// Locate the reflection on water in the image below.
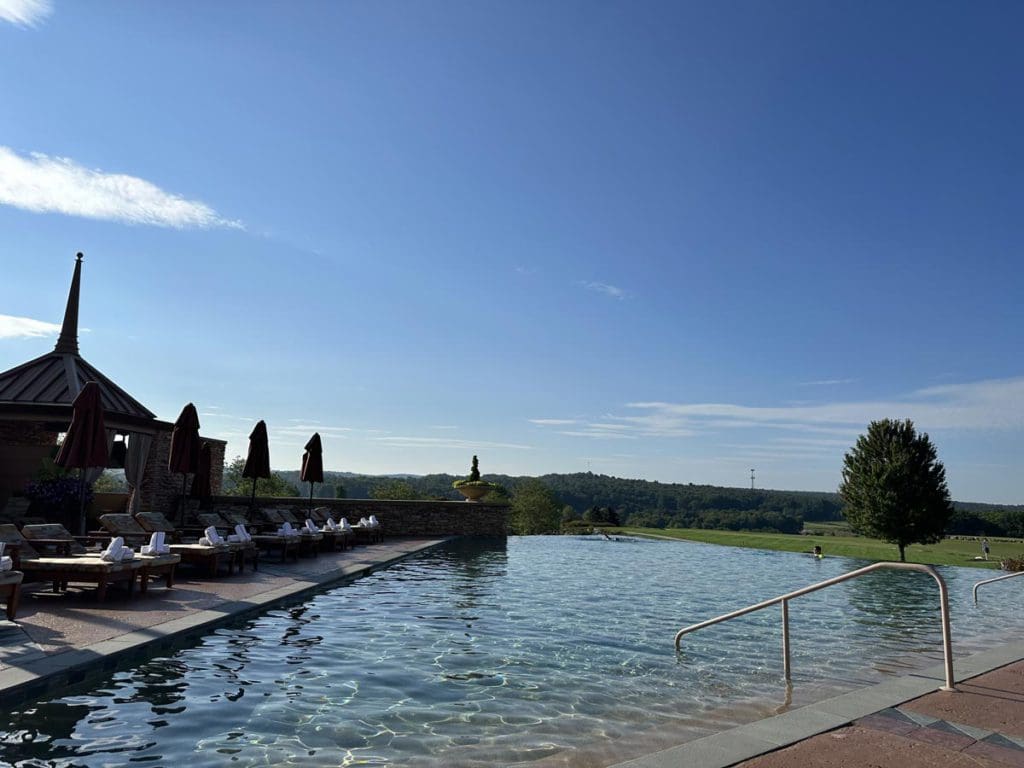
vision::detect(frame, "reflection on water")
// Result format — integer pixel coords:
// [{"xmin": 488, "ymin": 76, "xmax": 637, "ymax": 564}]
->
[{"xmin": 1, "ymin": 537, "xmax": 1022, "ymax": 767}]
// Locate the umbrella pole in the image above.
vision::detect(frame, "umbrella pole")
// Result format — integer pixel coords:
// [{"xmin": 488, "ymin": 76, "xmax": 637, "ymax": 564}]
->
[
  {"xmin": 78, "ymin": 468, "xmax": 87, "ymax": 536},
  {"xmin": 308, "ymin": 483, "xmax": 314, "ymax": 518},
  {"xmin": 249, "ymin": 477, "xmax": 257, "ymax": 521}
]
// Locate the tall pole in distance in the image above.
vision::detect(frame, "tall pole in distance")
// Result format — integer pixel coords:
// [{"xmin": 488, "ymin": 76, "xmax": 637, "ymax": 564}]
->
[{"xmin": 750, "ymin": 468, "xmax": 755, "ymax": 490}]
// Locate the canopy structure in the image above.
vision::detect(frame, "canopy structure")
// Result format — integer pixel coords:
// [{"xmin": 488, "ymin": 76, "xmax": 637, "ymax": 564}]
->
[
  {"xmin": 0, "ymin": 254, "xmax": 158, "ymax": 434},
  {"xmin": 0, "ymin": 254, "xmax": 161, "ymax": 511}
]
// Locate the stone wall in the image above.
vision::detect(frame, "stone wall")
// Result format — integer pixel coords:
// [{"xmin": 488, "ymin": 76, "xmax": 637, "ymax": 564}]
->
[
  {"xmin": 207, "ymin": 496, "xmax": 508, "ymax": 536},
  {"xmin": 139, "ymin": 431, "xmax": 226, "ymax": 515}
]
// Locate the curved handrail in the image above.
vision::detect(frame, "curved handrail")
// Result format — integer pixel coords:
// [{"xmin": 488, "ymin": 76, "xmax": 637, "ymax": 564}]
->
[
  {"xmin": 674, "ymin": 561, "xmax": 955, "ymax": 691},
  {"xmin": 973, "ymin": 570, "xmax": 1024, "ymax": 604}
]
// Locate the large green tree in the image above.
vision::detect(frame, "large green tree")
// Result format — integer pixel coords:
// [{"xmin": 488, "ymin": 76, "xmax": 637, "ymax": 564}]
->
[
  {"xmin": 839, "ymin": 419, "xmax": 954, "ymax": 561},
  {"xmin": 222, "ymin": 456, "xmax": 300, "ymax": 497},
  {"xmin": 510, "ymin": 479, "xmax": 562, "ymax": 535}
]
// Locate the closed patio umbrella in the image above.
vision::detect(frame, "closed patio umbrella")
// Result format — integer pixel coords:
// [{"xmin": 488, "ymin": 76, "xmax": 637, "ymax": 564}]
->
[
  {"xmin": 168, "ymin": 403, "xmax": 201, "ymax": 523},
  {"xmin": 190, "ymin": 441, "xmax": 213, "ymax": 507},
  {"xmin": 300, "ymin": 432, "xmax": 324, "ymax": 516},
  {"xmin": 55, "ymin": 381, "xmax": 109, "ymax": 534},
  {"xmin": 243, "ymin": 420, "xmax": 271, "ymax": 518}
]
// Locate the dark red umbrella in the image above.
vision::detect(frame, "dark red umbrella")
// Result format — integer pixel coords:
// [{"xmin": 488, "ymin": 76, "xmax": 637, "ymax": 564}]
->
[
  {"xmin": 169, "ymin": 403, "xmax": 201, "ymax": 523},
  {"xmin": 55, "ymin": 381, "xmax": 108, "ymax": 534},
  {"xmin": 242, "ymin": 420, "xmax": 271, "ymax": 516},
  {"xmin": 300, "ymin": 432, "xmax": 324, "ymax": 516},
  {"xmin": 190, "ymin": 441, "xmax": 213, "ymax": 505}
]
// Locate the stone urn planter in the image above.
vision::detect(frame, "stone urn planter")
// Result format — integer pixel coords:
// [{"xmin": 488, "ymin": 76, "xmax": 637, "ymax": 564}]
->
[
  {"xmin": 455, "ymin": 483, "xmax": 491, "ymax": 502},
  {"xmin": 452, "ymin": 455, "xmax": 501, "ymax": 502}
]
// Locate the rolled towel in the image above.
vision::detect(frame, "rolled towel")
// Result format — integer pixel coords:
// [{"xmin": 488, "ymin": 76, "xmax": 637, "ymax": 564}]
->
[
  {"xmin": 141, "ymin": 532, "xmax": 160, "ymax": 555},
  {"xmin": 204, "ymin": 526, "xmax": 225, "ymax": 546},
  {"xmin": 339, "ymin": 518, "xmax": 353, "ymax": 532},
  {"xmin": 119, "ymin": 547, "xmax": 135, "ymax": 561},
  {"xmin": 234, "ymin": 524, "xmax": 252, "ymax": 542},
  {"xmin": 0, "ymin": 555, "xmax": 11, "ymax": 572},
  {"xmin": 326, "ymin": 518, "xmax": 340, "ymax": 531},
  {"xmin": 156, "ymin": 531, "xmax": 170, "ymax": 554},
  {"xmin": 227, "ymin": 534, "xmax": 241, "ymax": 542},
  {"xmin": 282, "ymin": 521, "xmax": 296, "ymax": 535},
  {"xmin": 101, "ymin": 537, "xmax": 125, "ymax": 562},
  {"xmin": 304, "ymin": 519, "xmax": 319, "ymax": 534},
  {"xmin": 368, "ymin": 515, "xmax": 380, "ymax": 528},
  {"xmin": 198, "ymin": 537, "xmax": 213, "ymax": 546}
]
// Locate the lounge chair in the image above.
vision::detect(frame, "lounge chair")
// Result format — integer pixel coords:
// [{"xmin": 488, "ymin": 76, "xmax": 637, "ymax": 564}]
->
[
  {"xmin": 259, "ymin": 508, "xmax": 323, "ymax": 557},
  {"xmin": 195, "ymin": 513, "xmax": 259, "ymax": 571},
  {"xmin": 216, "ymin": 508, "xmax": 299, "ymax": 562},
  {"xmin": 0, "ymin": 543, "xmax": 22, "ymax": 619},
  {"xmin": 311, "ymin": 507, "xmax": 353, "ymax": 551},
  {"xmin": 22, "ymin": 522, "xmax": 181, "ymax": 594},
  {"xmin": 131, "ymin": 512, "xmax": 235, "ymax": 578},
  {"xmin": 0, "ymin": 523, "xmax": 142, "ymax": 602}
]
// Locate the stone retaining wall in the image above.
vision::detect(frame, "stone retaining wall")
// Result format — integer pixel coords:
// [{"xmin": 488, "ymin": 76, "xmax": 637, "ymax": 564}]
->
[{"xmin": 207, "ymin": 496, "xmax": 508, "ymax": 536}]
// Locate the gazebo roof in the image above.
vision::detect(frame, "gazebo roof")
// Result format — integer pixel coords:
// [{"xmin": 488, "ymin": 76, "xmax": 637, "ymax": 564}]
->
[{"xmin": 0, "ymin": 254, "xmax": 158, "ymax": 431}]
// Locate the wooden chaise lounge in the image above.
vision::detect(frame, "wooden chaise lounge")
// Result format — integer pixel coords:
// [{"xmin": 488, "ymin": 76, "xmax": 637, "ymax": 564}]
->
[
  {"xmin": 0, "ymin": 524, "xmax": 142, "ymax": 602},
  {"xmin": 195, "ymin": 513, "xmax": 259, "ymax": 571},
  {"xmin": 310, "ymin": 507, "xmax": 353, "ymax": 551},
  {"xmin": 127, "ymin": 513, "xmax": 234, "ymax": 578},
  {"xmin": 0, "ymin": 568, "xmax": 23, "ymax": 620},
  {"xmin": 214, "ymin": 508, "xmax": 299, "ymax": 563},
  {"xmin": 259, "ymin": 508, "xmax": 322, "ymax": 557},
  {"xmin": 22, "ymin": 522, "xmax": 180, "ymax": 594}
]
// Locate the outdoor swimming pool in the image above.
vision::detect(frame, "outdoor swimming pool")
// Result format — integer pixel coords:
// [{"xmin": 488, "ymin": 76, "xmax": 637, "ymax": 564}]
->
[{"xmin": 2, "ymin": 535, "xmax": 1023, "ymax": 767}]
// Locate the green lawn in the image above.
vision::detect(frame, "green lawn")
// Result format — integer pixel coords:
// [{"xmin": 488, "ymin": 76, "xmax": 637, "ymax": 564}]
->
[{"xmin": 615, "ymin": 526, "xmax": 1024, "ymax": 569}]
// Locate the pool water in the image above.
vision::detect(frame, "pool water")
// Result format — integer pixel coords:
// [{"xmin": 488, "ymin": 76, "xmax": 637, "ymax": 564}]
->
[{"xmin": 2, "ymin": 536, "xmax": 1022, "ymax": 767}]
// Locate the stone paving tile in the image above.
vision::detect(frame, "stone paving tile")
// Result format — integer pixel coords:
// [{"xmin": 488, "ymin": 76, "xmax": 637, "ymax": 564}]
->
[
  {"xmin": 903, "ymin": 723, "xmax": 976, "ymax": 750},
  {"xmin": 964, "ymin": 741, "xmax": 1024, "ymax": 767}
]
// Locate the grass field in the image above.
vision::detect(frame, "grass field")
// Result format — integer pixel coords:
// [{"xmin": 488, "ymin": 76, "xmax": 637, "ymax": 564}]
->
[{"xmin": 615, "ymin": 526, "xmax": 1024, "ymax": 569}]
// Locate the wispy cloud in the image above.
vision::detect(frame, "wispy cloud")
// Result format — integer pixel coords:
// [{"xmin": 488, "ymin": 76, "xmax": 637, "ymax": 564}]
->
[
  {"xmin": 798, "ymin": 378, "xmax": 859, "ymax": 387},
  {"xmin": 0, "ymin": 146, "xmax": 242, "ymax": 229},
  {"xmin": 373, "ymin": 436, "xmax": 531, "ymax": 451},
  {"xmin": 0, "ymin": 0, "xmax": 51, "ymax": 26},
  {"xmin": 530, "ymin": 377, "xmax": 1024, "ymax": 443},
  {"xmin": 626, "ymin": 376, "xmax": 1024, "ymax": 432},
  {"xmin": 579, "ymin": 281, "xmax": 626, "ymax": 300},
  {"xmin": 0, "ymin": 313, "xmax": 60, "ymax": 339}
]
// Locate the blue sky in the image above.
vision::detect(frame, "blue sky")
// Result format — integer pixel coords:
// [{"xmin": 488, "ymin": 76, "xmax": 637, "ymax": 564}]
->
[{"xmin": 1, "ymin": 1, "xmax": 1021, "ymax": 503}]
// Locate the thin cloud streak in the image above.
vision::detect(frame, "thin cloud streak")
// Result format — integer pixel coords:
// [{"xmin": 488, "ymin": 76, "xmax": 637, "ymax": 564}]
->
[
  {"xmin": 579, "ymin": 281, "xmax": 626, "ymax": 300},
  {"xmin": 374, "ymin": 436, "xmax": 531, "ymax": 451},
  {"xmin": 0, "ymin": 313, "xmax": 60, "ymax": 339},
  {"xmin": 0, "ymin": 0, "xmax": 51, "ymax": 26},
  {"xmin": 0, "ymin": 146, "xmax": 242, "ymax": 229}
]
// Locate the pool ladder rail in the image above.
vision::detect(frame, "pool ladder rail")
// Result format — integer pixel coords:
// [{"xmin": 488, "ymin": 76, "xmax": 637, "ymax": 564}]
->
[
  {"xmin": 973, "ymin": 569, "xmax": 1024, "ymax": 604},
  {"xmin": 674, "ymin": 562, "xmax": 956, "ymax": 691}
]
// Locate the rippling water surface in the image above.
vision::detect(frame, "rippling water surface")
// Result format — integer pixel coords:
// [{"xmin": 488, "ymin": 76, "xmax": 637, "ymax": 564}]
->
[{"xmin": 3, "ymin": 536, "xmax": 1023, "ymax": 767}]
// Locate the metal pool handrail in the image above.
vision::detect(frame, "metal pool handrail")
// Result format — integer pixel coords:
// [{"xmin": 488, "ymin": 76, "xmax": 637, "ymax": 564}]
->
[
  {"xmin": 973, "ymin": 570, "xmax": 1024, "ymax": 604},
  {"xmin": 674, "ymin": 561, "xmax": 955, "ymax": 691}
]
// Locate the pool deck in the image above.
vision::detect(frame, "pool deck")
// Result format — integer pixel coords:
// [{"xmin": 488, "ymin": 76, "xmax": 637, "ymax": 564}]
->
[
  {"xmin": 3, "ymin": 538, "xmax": 1024, "ymax": 768},
  {"xmin": 0, "ymin": 536, "xmax": 448, "ymax": 705}
]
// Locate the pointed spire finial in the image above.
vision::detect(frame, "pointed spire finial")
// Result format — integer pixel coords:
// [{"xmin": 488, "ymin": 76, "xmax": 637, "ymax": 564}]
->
[{"xmin": 54, "ymin": 252, "xmax": 83, "ymax": 355}]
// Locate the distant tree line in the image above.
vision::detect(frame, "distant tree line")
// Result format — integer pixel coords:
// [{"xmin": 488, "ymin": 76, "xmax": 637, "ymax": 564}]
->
[{"xmin": 238, "ymin": 465, "xmax": 1021, "ymax": 539}]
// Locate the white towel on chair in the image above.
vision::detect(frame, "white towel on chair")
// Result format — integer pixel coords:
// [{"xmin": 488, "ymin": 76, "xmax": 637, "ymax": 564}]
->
[
  {"xmin": 339, "ymin": 518, "xmax": 353, "ymax": 532},
  {"xmin": 141, "ymin": 532, "xmax": 160, "ymax": 555},
  {"xmin": 101, "ymin": 537, "xmax": 125, "ymax": 562},
  {"xmin": 234, "ymin": 524, "xmax": 252, "ymax": 542},
  {"xmin": 0, "ymin": 556, "xmax": 11, "ymax": 572},
  {"xmin": 204, "ymin": 526, "xmax": 225, "ymax": 546},
  {"xmin": 155, "ymin": 531, "xmax": 170, "ymax": 554},
  {"xmin": 119, "ymin": 546, "xmax": 135, "ymax": 561},
  {"xmin": 304, "ymin": 519, "xmax": 319, "ymax": 534},
  {"xmin": 368, "ymin": 515, "xmax": 380, "ymax": 528}
]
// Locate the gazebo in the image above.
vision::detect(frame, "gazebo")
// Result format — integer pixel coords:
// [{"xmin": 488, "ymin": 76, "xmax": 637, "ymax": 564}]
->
[{"xmin": 0, "ymin": 254, "xmax": 223, "ymax": 519}]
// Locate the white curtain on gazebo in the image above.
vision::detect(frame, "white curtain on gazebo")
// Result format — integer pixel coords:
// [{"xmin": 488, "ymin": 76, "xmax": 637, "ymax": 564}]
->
[{"xmin": 125, "ymin": 432, "xmax": 153, "ymax": 514}]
